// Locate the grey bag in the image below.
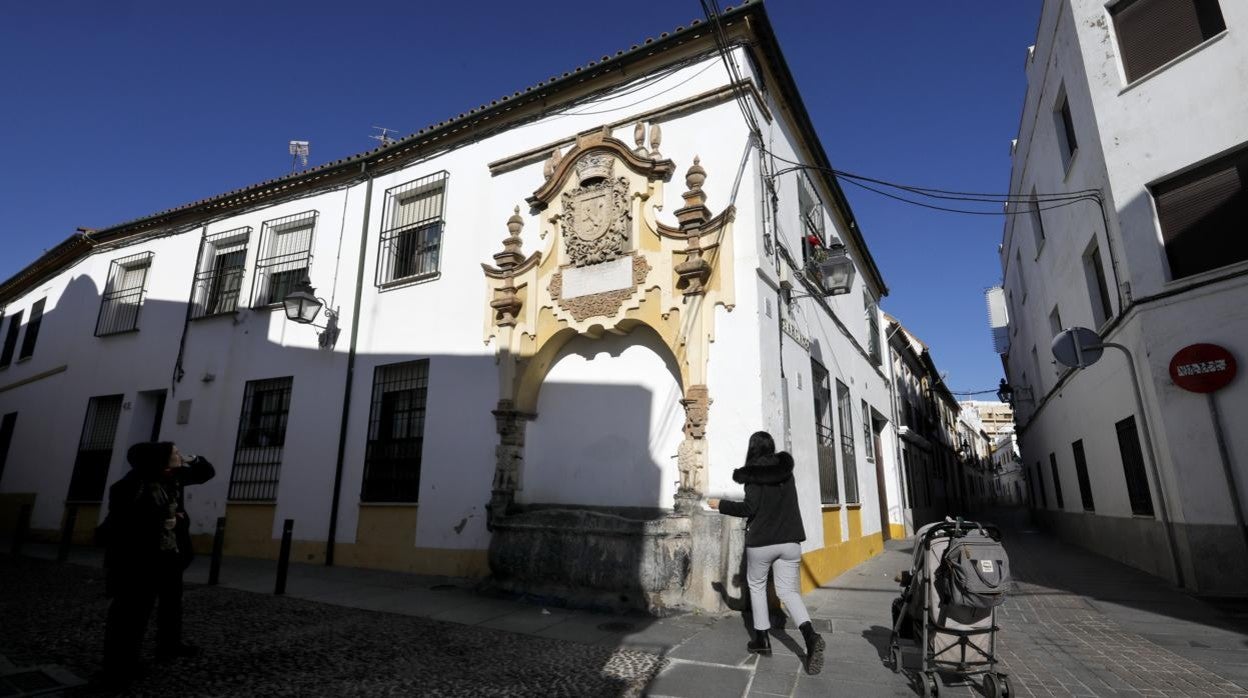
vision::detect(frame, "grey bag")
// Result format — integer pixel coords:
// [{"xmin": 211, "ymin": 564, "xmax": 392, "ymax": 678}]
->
[{"xmin": 935, "ymin": 530, "xmax": 1010, "ymax": 609}]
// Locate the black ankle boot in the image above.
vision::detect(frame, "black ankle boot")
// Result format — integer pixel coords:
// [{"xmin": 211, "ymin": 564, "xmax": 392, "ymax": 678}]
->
[
  {"xmin": 799, "ymin": 621, "xmax": 825, "ymax": 675},
  {"xmin": 747, "ymin": 628, "xmax": 772, "ymax": 654}
]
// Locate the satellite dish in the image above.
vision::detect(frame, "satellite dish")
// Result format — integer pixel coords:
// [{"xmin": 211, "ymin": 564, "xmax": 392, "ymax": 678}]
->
[{"xmin": 1051, "ymin": 327, "xmax": 1103, "ymax": 369}]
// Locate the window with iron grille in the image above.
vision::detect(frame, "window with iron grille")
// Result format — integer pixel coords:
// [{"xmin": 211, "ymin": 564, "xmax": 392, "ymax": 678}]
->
[
  {"xmin": 1049, "ymin": 452, "xmax": 1065, "ymax": 509},
  {"xmin": 96, "ymin": 252, "xmax": 153, "ymax": 336},
  {"xmin": 253, "ymin": 212, "xmax": 317, "ymax": 307},
  {"xmin": 837, "ymin": 380, "xmax": 859, "ymax": 504},
  {"xmin": 1071, "ymin": 439, "xmax": 1096, "ymax": 511},
  {"xmin": 1111, "ymin": 0, "xmax": 1225, "ymax": 84},
  {"xmin": 192, "ymin": 227, "xmax": 252, "ymax": 319},
  {"xmin": 798, "ymin": 173, "xmax": 825, "ymax": 264},
  {"xmin": 361, "ymin": 360, "xmax": 429, "ymax": 502},
  {"xmin": 377, "ymin": 172, "xmax": 448, "ymax": 286},
  {"xmin": 1083, "ymin": 240, "xmax": 1113, "ymax": 326},
  {"xmin": 17, "ymin": 299, "xmax": 44, "ymax": 361},
  {"xmin": 0, "ymin": 412, "xmax": 16, "ymax": 485},
  {"xmin": 66, "ymin": 395, "xmax": 124, "ymax": 502},
  {"xmin": 1115, "ymin": 416, "xmax": 1154, "ymax": 516},
  {"xmin": 811, "ymin": 358, "xmax": 839, "ymax": 505},
  {"xmin": 0, "ymin": 310, "xmax": 22, "ymax": 368},
  {"xmin": 1054, "ymin": 88, "xmax": 1078, "ymax": 173},
  {"xmin": 1152, "ymin": 145, "xmax": 1248, "ymax": 280},
  {"xmin": 227, "ymin": 377, "xmax": 292, "ymax": 501}
]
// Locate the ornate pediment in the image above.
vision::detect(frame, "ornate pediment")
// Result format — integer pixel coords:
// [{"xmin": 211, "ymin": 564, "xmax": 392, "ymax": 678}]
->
[{"xmin": 526, "ymin": 125, "xmax": 674, "ymax": 209}]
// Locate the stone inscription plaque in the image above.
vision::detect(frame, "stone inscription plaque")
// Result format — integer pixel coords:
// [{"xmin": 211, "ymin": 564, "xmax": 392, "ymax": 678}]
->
[{"xmin": 561, "ymin": 257, "xmax": 632, "ymax": 299}]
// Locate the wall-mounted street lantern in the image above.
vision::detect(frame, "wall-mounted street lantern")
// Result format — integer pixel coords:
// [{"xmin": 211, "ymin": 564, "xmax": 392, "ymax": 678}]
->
[
  {"xmin": 283, "ymin": 278, "xmax": 339, "ymax": 349},
  {"xmin": 995, "ymin": 379, "xmax": 1032, "ymax": 406},
  {"xmin": 809, "ymin": 239, "xmax": 856, "ymax": 297}
]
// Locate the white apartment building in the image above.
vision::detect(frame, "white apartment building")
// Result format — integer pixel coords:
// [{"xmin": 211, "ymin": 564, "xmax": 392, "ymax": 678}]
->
[
  {"xmin": 0, "ymin": 2, "xmax": 907, "ymax": 613},
  {"xmin": 1000, "ymin": 0, "xmax": 1248, "ymax": 592}
]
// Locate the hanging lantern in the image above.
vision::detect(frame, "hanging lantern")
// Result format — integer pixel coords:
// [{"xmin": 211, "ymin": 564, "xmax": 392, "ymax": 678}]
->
[{"xmin": 283, "ymin": 278, "xmax": 323, "ymax": 325}]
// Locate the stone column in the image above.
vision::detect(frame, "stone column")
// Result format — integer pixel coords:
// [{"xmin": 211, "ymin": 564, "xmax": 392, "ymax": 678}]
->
[{"xmin": 674, "ymin": 384, "xmax": 711, "ymax": 514}]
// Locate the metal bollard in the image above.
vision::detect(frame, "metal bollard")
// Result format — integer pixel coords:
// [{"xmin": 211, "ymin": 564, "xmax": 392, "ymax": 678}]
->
[
  {"xmin": 57, "ymin": 505, "xmax": 78, "ymax": 563},
  {"xmin": 208, "ymin": 517, "xmax": 226, "ymax": 586},
  {"xmin": 274, "ymin": 519, "xmax": 293, "ymax": 595},
  {"xmin": 11, "ymin": 503, "xmax": 32, "ymax": 556}
]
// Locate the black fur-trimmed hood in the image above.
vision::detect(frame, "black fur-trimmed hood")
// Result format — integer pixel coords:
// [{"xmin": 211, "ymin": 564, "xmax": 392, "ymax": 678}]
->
[{"xmin": 732, "ymin": 452, "xmax": 795, "ymax": 485}]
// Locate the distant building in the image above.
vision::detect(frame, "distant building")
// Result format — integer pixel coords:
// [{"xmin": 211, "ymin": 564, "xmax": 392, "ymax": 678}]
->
[
  {"xmin": 997, "ymin": 0, "xmax": 1248, "ymax": 592},
  {"xmin": 960, "ymin": 401, "xmax": 1014, "ymax": 441}
]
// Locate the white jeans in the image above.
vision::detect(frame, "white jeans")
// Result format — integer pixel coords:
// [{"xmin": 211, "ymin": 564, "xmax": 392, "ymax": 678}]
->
[{"xmin": 745, "ymin": 542, "xmax": 811, "ymax": 631}]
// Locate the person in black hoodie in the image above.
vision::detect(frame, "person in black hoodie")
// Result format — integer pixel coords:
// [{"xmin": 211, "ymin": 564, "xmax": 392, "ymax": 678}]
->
[
  {"xmin": 100, "ymin": 441, "xmax": 214, "ymax": 685},
  {"xmin": 708, "ymin": 431, "xmax": 825, "ymax": 675}
]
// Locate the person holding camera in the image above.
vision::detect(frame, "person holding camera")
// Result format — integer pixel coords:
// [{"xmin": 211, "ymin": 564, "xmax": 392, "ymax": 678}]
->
[
  {"xmin": 99, "ymin": 441, "xmax": 214, "ymax": 686},
  {"xmin": 707, "ymin": 431, "xmax": 825, "ymax": 675}
]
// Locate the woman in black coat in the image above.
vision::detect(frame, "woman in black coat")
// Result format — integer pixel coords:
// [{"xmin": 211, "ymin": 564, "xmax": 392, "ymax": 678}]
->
[{"xmin": 708, "ymin": 431, "xmax": 825, "ymax": 675}]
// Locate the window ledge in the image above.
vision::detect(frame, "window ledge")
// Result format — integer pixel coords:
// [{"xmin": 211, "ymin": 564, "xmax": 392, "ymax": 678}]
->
[
  {"xmin": 225, "ymin": 500, "xmax": 277, "ymax": 506},
  {"xmin": 96, "ymin": 329, "xmax": 140, "ymax": 338},
  {"xmin": 1119, "ymin": 31, "xmax": 1229, "ymax": 95},
  {"xmin": 358, "ymin": 501, "xmax": 420, "ymax": 508},
  {"xmin": 16, "ymin": 356, "xmax": 32, "ymax": 364},
  {"xmin": 377, "ymin": 271, "xmax": 441, "ymax": 292},
  {"xmin": 821, "ymin": 504, "xmax": 842, "ymax": 511},
  {"xmin": 1161, "ymin": 258, "xmax": 1248, "ymax": 293},
  {"xmin": 190, "ymin": 311, "xmax": 240, "ymax": 323},
  {"xmin": 846, "ymin": 503, "xmax": 863, "ymax": 510}
]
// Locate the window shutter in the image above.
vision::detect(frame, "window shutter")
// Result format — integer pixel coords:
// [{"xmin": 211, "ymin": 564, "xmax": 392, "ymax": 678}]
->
[
  {"xmin": 1113, "ymin": 0, "xmax": 1224, "ymax": 82},
  {"xmin": 1154, "ymin": 153, "xmax": 1247, "ymax": 279}
]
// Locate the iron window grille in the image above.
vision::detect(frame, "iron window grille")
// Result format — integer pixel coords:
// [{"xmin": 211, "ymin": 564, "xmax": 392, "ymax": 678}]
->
[
  {"xmin": 861, "ymin": 400, "xmax": 875, "ymax": 462},
  {"xmin": 0, "ymin": 412, "xmax": 16, "ymax": 485},
  {"xmin": 864, "ymin": 293, "xmax": 881, "ymax": 366},
  {"xmin": 811, "ymin": 358, "xmax": 839, "ymax": 505},
  {"xmin": 192, "ymin": 227, "xmax": 252, "ymax": 319},
  {"xmin": 837, "ymin": 380, "xmax": 859, "ymax": 504},
  {"xmin": 227, "ymin": 377, "xmax": 293, "ymax": 501},
  {"xmin": 66, "ymin": 395, "xmax": 124, "ymax": 502},
  {"xmin": 1049, "ymin": 452, "xmax": 1065, "ymax": 510},
  {"xmin": 0, "ymin": 310, "xmax": 22, "ymax": 368},
  {"xmin": 361, "ymin": 360, "xmax": 429, "ymax": 502},
  {"xmin": 96, "ymin": 252, "xmax": 153, "ymax": 336},
  {"xmin": 798, "ymin": 173, "xmax": 826, "ymax": 267},
  {"xmin": 253, "ymin": 212, "xmax": 317, "ymax": 308},
  {"xmin": 17, "ymin": 298, "xmax": 44, "ymax": 361},
  {"xmin": 1115, "ymin": 416, "xmax": 1154, "ymax": 516},
  {"xmin": 376, "ymin": 171, "xmax": 449, "ymax": 287}
]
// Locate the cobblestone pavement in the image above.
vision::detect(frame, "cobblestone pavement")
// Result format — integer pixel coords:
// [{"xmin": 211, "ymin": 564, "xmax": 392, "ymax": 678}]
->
[
  {"xmin": 5, "ymin": 512, "xmax": 1248, "ymax": 697},
  {"xmin": 0, "ymin": 556, "xmax": 665, "ymax": 697}
]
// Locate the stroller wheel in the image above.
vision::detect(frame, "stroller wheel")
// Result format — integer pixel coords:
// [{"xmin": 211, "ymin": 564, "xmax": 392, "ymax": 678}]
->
[
  {"xmin": 922, "ymin": 671, "xmax": 939, "ymax": 697},
  {"xmin": 889, "ymin": 644, "xmax": 901, "ymax": 674},
  {"xmin": 983, "ymin": 672, "xmax": 1000, "ymax": 698}
]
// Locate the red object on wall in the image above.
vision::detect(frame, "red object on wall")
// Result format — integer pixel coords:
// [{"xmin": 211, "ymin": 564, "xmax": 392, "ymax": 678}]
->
[{"xmin": 1169, "ymin": 343, "xmax": 1237, "ymax": 393}]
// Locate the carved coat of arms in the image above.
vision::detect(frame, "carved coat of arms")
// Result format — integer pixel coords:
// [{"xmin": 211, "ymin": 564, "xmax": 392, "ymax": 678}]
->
[{"xmin": 561, "ymin": 154, "xmax": 631, "ymax": 267}]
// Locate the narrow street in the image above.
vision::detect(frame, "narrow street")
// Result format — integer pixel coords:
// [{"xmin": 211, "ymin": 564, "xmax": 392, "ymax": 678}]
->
[{"xmin": 3, "ymin": 512, "xmax": 1247, "ymax": 697}]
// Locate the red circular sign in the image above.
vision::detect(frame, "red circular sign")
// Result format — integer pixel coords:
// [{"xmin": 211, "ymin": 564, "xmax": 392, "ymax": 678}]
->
[{"xmin": 1169, "ymin": 343, "xmax": 1237, "ymax": 393}]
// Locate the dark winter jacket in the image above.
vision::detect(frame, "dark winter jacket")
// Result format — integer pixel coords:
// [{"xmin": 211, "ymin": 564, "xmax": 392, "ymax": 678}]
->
[
  {"xmin": 103, "ymin": 443, "xmax": 215, "ymax": 594},
  {"xmin": 718, "ymin": 452, "xmax": 807, "ymax": 548}
]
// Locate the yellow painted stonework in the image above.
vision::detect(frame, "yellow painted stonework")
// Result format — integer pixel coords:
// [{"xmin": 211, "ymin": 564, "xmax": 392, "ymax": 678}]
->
[
  {"xmin": 799, "ymin": 507, "xmax": 886, "ymax": 593},
  {"xmin": 890, "ymin": 523, "xmax": 907, "ymax": 540}
]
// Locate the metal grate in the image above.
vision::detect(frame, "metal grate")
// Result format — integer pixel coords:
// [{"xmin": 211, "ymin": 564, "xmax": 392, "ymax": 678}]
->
[
  {"xmin": 837, "ymin": 380, "xmax": 859, "ymax": 504},
  {"xmin": 376, "ymin": 172, "xmax": 448, "ymax": 287},
  {"xmin": 192, "ymin": 227, "xmax": 252, "ymax": 319},
  {"xmin": 361, "ymin": 360, "xmax": 429, "ymax": 502},
  {"xmin": 66, "ymin": 395, "xmax": 124, "ymax": 502},
  {"xmin": 96, "ymin": 252, "xmax": 153, "ymax": 336},
  {"xmin": 228, "ymin": 377, "xmax": 292, "ymax": 501},
  {"xmin": 811, "ymin": 359, "xmax": 839, "ymax": 505},
  {"xmin": 253, "ymin": 212, "xmax": 317, "ymax": 307}
]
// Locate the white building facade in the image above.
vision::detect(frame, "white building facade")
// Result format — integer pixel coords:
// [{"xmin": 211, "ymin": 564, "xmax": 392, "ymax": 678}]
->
[
  {"xmin": 0, "ymin": 2, "xmax": 907, "ymax": 612},
  {"xmin": 1001, "ymin": 0, "xmax": 1248, "ymax": 592}
]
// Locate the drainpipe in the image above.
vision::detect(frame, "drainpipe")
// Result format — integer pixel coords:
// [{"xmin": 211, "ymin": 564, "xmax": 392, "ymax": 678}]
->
[{"xmin": 325, "ymin": 163, "xmax": 374, "ymax": 566}]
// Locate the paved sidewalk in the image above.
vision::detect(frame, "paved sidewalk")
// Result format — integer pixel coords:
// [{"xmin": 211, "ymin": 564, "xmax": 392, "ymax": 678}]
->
[{"xmin": 5, "ymin": 515, "xmax": 1248, "ymax": 697}]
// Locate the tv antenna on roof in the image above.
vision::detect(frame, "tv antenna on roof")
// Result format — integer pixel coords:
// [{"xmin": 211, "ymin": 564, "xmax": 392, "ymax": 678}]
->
[
  {"xmin": 370, "ymin": 126, "xmax": 398, "ymax": 147},
  {"xmin": 289, "ymin": 140, "xmax": 310, "ymax": 171}
]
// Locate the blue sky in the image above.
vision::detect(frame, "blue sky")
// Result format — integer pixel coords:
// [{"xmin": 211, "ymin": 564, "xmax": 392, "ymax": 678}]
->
[{"xmin": 0, "ymin": 1, "xmax": 1040, "ymax": 396}]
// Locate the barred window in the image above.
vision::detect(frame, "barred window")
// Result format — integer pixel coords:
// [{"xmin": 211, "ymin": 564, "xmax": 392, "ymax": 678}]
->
[
  {"xmin": 861, "ymin": 400, "xmax": 875, "ymax": 462},
  {"xmin": 192, "ymin": 227, "xmax": 252, "ymax": 319},
  {"xmin": 811, "ymin": 358, "xmax": 838, "ymax": 505},
  {"xmin": 864, "ymin": 292, "xmax": 881, "ymax": 366},
  {"xmin": 837, "ymin": 380, "xmax": 859, "ymax": 503},
  {"xmin": 361, "ymin": 360, "xmax": 429, "ymax": 502},
  {"xmin": 0, "ymin": 412, "xmax": 16, "ymax": 485},
  {"xmin": 96, "ymin": 252, "xmax": 152, "ymax": 336},
  {"xmin": 66, "ymin": 395, "xmax": 124, "ymax": 502},
  {"xmin": 377, "ymin": 172, "xmax": 448, "ymax": 286},
  {"xmin": 228, "ymin": 377, "xmax": 292, "ymax": 501},
  {"xmin": 253, "ymin": 212, "xmax": 317, "ymax": 307}
]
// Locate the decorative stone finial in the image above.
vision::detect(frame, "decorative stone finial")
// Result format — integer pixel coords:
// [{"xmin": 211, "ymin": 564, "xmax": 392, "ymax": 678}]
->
[
  {"xmin": 543, "ymin": 147, "xmax": 563, "ymax": 180},
  {"xmin": 685, "ymin": 156, "xmax": 706, "ymax": 191},
  {"xmin": 648, "ymin": 123, "xmax": 662, "ymax": 158},
  {"xmin": 493, "ymin": 206, "xmax": 526, "ymax": 270},
  {"xmin": 633, "ymin": 122, "xmax": 648, "ymax": 157}
]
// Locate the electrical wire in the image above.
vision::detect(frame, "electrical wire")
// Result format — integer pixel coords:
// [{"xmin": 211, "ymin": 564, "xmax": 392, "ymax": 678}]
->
[{"xmin": 838, "ymin": 176, "xmax": 1101, "ymax": 217}]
